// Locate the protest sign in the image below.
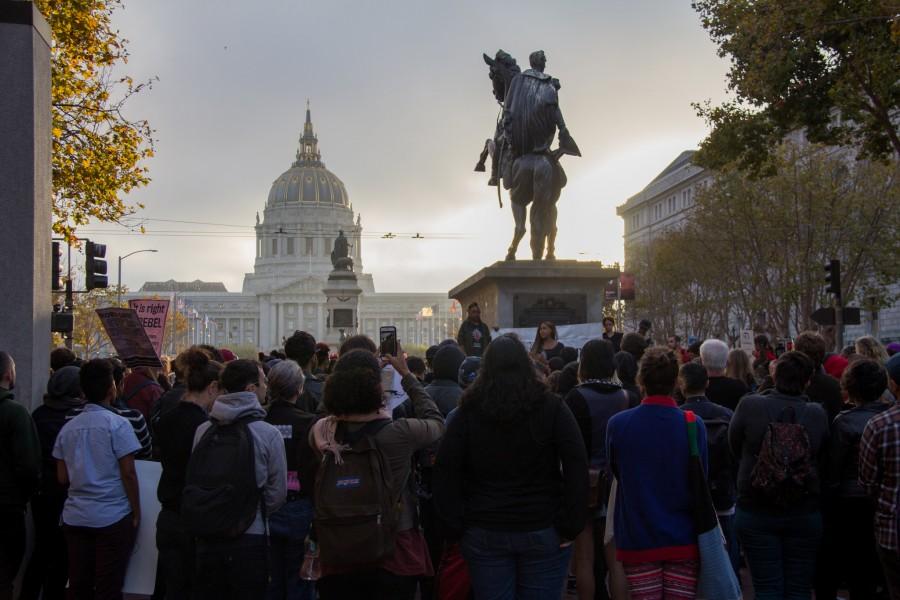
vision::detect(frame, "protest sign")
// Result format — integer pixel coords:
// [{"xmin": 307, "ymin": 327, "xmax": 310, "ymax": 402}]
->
[
  {"xmin": 95, "ymin": 308, "xmax": 163, "ymax": 368},
  {"xmin": 123, "ymin": 460, "xmax": 161, "ymax": 595},
  {"xmin": 128, "ymin": 298, "xmax": 170, "ymax": 357}
]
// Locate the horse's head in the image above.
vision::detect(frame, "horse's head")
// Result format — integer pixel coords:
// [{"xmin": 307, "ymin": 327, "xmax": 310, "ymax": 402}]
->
[{"xmin": 483, "ymin": 50, "xmax": 521, "ymax": 104}]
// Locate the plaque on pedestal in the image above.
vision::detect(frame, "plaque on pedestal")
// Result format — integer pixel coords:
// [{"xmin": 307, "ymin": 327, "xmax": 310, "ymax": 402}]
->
[{"xmin": 449, "ymin": 261, "xmax": 619, "ymax": 329}]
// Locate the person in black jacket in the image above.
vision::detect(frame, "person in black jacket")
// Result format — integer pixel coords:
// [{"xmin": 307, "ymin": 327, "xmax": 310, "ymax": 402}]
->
[
  {"xmin": 424, "ymin": 345, "xmax": 465, "ymax": 417},
  {"xmin": 263, "ymin": 360, "xmax": 316, "ymax": 600},
  {"xmin": 456, "ymin": 303, "xmax": 492, "ymax": 358},
  {"xmin": 433, "ymin": 334, "xmax": 588, "ymax": 599},
  {"xmin": 154, "ymin": 348, "xmax": 223, "ymax": 600},
  {"xmin": 817, "ymin": 358, "xmax": 890, "ymax": 600},
  {"xmin": 564, "ymin": 339, "xmax": 629, "ymax": 600},
  {"xmin": 21, "ymin": 366, "xmax": 84, "ymax": 600},
  {"xmin": 795, "ymin": 331, "xmax": 845, "ymax": 426},
  {"xmin": 729, "ymin": 351, "xmax": 830, "ymax": 599},
  {"xmin": 284, "ymin": 331, "xmax": 324, "ymax": 414}
]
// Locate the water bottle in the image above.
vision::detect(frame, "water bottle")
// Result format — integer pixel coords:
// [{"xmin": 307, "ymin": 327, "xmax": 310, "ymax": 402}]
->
[{"xmin": 300, "ymin": 536, "xmax": 321, "ymax": 581}]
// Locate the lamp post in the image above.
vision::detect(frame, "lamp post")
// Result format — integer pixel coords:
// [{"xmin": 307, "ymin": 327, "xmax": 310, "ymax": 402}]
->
[{"xmin": 117, "ymin": 249, "xmax": 158, "ymax": 304}]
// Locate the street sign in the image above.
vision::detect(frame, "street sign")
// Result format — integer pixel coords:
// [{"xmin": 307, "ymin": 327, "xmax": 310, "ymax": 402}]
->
[
  {"xmin": 810, "ymin": 306, "xmax": 861, "ymax": 326},
  {"xmin": 811, "ymin": 307, "xmax": 835, "ymax": 326},
  {"xmin": 842, "ymin": 306, "xmax": 861, "ymax": 325}
]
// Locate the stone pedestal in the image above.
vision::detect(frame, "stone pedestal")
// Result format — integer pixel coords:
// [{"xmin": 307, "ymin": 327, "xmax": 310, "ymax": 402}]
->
[
  {"xmin": 322, "ymin": 268, "xmax": 362, "ymax": 347},
  {"xmin": 0, "ymin": 3, "xmax": 52, "ymax": 410},
  {"xmin": 449, "ymin": 261, "xmax": 619, "ymax": 329}
]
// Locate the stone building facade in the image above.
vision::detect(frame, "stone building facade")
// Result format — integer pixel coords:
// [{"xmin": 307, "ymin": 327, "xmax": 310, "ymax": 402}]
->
[{"xmin": 615, "ymin": 148, "xmax": 899, "ymax": 342}]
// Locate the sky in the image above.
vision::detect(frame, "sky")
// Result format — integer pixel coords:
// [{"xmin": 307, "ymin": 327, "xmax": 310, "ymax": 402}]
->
[{"xmin": 84, "ymin": 0, "xmax": 732, "ymax": 293}]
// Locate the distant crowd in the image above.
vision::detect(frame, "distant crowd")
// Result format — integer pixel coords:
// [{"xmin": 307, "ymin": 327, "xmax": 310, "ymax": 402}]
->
[{"xmin": 2, "ymin": 301, "xmax": 900, "ymax": 600}]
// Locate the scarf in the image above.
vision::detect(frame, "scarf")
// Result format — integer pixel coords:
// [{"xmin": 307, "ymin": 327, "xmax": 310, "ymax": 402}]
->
[{"xmin": 312, "ymin": 407, "xmax": 393, "ymax": 465}]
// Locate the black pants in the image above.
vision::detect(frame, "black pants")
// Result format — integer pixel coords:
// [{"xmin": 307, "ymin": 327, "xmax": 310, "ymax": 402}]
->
[
  {"xmin": 318, "ymin": 569, "xmax": 417, "ymax": 600},
  {"xmin": 21, "ymin": 493, "xmax": 68, "ymax": 600},
  {"xmin": 64, "ymin": 514, "xmax": 137, "ymax": 600},
  {"xmin": 816, "ymin": 496, "xmax": 884, "ymax": 599},
  {"xmin": 194, "ymin": 534, "xmax": 267, "ymax": 600},
  {"xmin": 0, "ymin": 510, "xmax": 25, "ymax": 600},
  {"xmin": 878, "ymin": 544, "xmax": 900, "ymax": 600},
  {"xmin": 156, "ymin": 509, "xmax": 194, "ymax": 600}
]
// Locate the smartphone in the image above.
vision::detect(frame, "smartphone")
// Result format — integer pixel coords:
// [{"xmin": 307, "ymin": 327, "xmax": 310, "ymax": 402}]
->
[{"xmin": 379, "ymin": 325, "xmax": 398, "ymax": 356}]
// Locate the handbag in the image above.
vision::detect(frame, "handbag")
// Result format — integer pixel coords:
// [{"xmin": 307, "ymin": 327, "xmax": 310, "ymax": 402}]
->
[{"xmin": 684, "ymin": 410, "xmax": 743, "ymax": 600}]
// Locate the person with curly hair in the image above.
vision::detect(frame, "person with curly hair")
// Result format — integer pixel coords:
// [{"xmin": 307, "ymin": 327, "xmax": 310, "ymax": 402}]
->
[
  {"xmin": 607, "ymin": 347, "xmax": 708, "ymax": 599},
  {"xmin": 311, "ymin": 348, "xmax": 445, "ymax": 599},
  {"xmin": 856, "ymin": 335, "xmax": 890, "ymax": 364},
  {"xmin": 433, "ymin": 334, "xmax": 588, "ymax": 599}
]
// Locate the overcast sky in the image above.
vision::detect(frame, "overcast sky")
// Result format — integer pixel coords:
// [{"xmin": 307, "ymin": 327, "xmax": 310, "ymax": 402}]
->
[{"xmin": 86, "ymin": 0, "xmax": 731, "ymax": 293}]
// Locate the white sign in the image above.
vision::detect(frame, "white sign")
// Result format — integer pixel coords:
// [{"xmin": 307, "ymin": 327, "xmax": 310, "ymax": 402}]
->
[
  {"xmin": 123, "ymin": 460, "xmax": 162, "ymax": 595},
  {"xmin": 496, "ymin": 322, "xmax": 605, "ymax": 350}
]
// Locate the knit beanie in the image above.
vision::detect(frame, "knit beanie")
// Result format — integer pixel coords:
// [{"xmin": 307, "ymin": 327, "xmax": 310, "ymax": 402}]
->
[
  {"xmin": 46, "ymin": 365, "xmax": 82, "ymax": 402},
  {"xmin": 458, "ymin": 356, "xmax": 481, "ymax": 389},
  {"xmin": 823, "ymin": 354, "xmax": 850, "ymax": 380},
  {"xmin": 432, "ymin": 345, "xmax": 465, "ymax": 381},
  {"xmin": 886, "ymin": 353, "xmax": 900, "ymax": 387}
]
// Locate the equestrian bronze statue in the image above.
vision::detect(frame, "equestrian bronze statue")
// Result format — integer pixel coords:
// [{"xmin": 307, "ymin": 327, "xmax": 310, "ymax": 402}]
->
[{"xmin": 475, "ymin": 49, "xmax": 581, "ymax": 261}]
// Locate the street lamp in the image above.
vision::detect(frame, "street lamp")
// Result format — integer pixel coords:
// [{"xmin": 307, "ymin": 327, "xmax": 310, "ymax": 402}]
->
[{"xmin": 118, "ymin": 249, "xmax": 158, "ymax": 304}]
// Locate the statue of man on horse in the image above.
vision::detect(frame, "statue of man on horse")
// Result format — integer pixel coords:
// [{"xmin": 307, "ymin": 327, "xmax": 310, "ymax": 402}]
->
[{"xmin": 475, "ymin": 49, "xmax": 580, "ymax": 261}]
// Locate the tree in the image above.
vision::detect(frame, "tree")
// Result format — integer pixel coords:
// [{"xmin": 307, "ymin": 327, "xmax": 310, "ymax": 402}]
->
[
  {"xmin": 692, "ymin": 0, "xmax": 900, "ymax": 172},
  {"xmin": 53, "ymin": 285, "xmax": 127, "ymax": 357},
  {"xmin": 633, "ymin": 143, "xmax": 900, "ymax": 340},
  {"xmin": 35, "ymin": 0, "xmax": 154, "ymax": 242}
]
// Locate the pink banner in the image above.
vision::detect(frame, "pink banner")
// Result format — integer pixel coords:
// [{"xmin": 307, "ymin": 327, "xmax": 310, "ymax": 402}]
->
[{"xmin": 128, "ymin": 299, "xmax": 170, "ymax": 357}]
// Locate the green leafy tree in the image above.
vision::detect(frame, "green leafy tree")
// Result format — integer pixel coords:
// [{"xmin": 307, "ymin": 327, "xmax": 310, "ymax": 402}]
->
[
  {"xmin": 692, "ymin": 0, "xmax": 900, "ymax": 172},
  {"xmin": 632, "ymin": 143, "xmax": 900, "ymax": 339},
  {"xmin": 36, "ymin": 0, "xmax": 154, "ymax": 242}
]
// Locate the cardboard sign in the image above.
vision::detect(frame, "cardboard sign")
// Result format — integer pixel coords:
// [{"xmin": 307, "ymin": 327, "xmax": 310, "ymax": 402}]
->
[
  {"xmin": 95, "ymin": 308, "xmax": 163, "ymax": 368},
  {"xmin": 122, "ymin": 460, "xmax": 161, "ymax": 595},
  {"xmin": 128, "ymin": 298, "xmax": 170, "ymax": 357}
]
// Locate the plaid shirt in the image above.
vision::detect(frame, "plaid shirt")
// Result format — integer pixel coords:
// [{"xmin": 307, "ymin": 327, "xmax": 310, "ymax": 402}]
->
[{"xmin": 859, "ymin": 403, "xmax": 900, "ymax": 551}]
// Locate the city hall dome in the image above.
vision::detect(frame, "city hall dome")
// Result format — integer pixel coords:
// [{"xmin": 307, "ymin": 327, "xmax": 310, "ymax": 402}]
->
[{"xmin": 266, "ymin": 104, "xmax": 349, "ymax": 207}]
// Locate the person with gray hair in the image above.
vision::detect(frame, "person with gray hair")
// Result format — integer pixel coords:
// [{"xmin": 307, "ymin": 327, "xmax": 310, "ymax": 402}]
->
[
  {"xmin": 700, "ymin": 339, "xmax": 749, "ymax": 411},
  {"xmin": 262, "ymin": 359, "xmax": 315, "ymax": 600}
]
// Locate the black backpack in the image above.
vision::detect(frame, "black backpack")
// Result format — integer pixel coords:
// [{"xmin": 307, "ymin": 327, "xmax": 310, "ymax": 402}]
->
[
  {"xmin": 750, "ymin": 405, "xmax": 817, "ymax": 508},
  {"xmin": 703, "ymin": 418, "xmax": 735, "ymax": 511},
  {"xmin": 181, "ymin": 417, "xmax": 262, "ymax": 540}
]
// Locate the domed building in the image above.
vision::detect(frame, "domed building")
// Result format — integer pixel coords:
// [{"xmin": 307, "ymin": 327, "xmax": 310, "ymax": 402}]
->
[{"xmin": 134, "ymin": 106, "xmax": 460, "ymax": 351}]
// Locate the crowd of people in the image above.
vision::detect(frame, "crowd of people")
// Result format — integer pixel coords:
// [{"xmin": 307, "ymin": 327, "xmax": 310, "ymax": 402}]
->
[{"xmin": 2, "ymin": 303, "xmax": 900, "ymax": 600}]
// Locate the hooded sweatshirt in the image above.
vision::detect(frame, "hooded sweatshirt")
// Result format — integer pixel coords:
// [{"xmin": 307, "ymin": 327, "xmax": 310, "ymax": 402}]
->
[{"xmin": 192, "ymin": 391, "xmax": 287, "ymax": 535}]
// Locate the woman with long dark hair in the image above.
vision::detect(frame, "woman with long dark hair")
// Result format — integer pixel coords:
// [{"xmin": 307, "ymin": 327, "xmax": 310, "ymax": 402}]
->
[
  {"xmin": 433, "ymin": 334, "xmax": 588, "ymax": 599},
  {"xmin": 530, "ymin": 321, "xmax": 565, "ymax": 362}
]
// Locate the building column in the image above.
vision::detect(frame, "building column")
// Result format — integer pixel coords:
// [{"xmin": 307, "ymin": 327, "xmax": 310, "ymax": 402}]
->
[{"xmin": 0, "ymin": 5, "xmax": 52, "ymax": 410}]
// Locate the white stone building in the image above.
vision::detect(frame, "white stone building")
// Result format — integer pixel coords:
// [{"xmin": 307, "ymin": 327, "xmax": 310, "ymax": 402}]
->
[
  {"xmin": 615, "ymin": 149, "xmax": 899, "ymax": 342},
  {"xmin": 129, "ymin": 107, "xmax": 461, "ymax": 351}
]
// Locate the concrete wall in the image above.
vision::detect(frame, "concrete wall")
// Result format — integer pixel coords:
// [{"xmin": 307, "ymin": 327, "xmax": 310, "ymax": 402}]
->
[{"xmin": 0, "ymin": 4, "xmax": 52, "ymax": 410}]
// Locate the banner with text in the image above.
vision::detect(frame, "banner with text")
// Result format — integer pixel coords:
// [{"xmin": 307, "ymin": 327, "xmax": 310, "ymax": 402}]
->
[
  {"xmin": 128, "ymin": 299, "xmax": 170, "ymax": 357},
  {"xmin": 95, "ymin": 308, "xmax": 163, "ymax": 368}
]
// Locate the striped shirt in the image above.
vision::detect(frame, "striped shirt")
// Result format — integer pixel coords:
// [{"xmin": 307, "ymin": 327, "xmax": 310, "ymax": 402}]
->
[
  {"xmin": 859, "ymin": 403, "xmax": 900, "ymax": 550},
  {"xmin": 67, "ymin": 403, "xmax": 152, "ymax": 460}
]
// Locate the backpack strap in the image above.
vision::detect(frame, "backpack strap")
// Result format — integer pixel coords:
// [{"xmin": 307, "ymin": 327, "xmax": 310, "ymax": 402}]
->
[{"xmin": 337, "ymin": 418, "xmax": 393, "ymax": 446}]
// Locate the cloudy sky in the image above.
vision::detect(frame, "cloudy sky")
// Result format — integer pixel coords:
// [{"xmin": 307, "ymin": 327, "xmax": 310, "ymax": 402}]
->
[{"xmin": 87, "ymin": 0, "xmax": 731, "ymax": 293}]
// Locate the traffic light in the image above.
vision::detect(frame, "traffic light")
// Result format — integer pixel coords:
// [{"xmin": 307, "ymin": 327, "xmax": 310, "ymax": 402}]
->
[
  {"xmin": 825, "ymin": 259, "xmax": 841, "ymax": 297},
  {"xmin": 85, "ymin": 240, "xmax": 108, "ymax": 290},
  {"xmin": 52, "ymin": 241, "xmax": 62, "ymax": 291}
]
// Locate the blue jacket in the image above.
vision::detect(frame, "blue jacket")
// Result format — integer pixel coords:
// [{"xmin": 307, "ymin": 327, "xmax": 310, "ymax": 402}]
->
[{"xmin": 607, "ymin": 395, "xmax": 707, "ymax": 563}]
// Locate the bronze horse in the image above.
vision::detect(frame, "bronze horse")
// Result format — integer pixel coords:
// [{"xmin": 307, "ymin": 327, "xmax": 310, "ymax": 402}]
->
[{"xmin": 475, "ymin": 49, "xmax": 580, "ymax": 261}]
